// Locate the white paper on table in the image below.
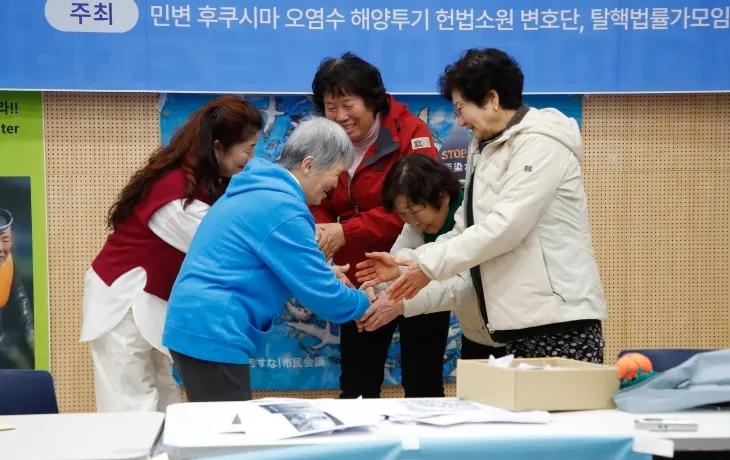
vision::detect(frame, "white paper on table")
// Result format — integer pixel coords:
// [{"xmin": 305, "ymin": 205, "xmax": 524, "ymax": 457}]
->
[
  {"xmin": 390, "ymin": 410, "xmax": 553, "ymax": 426},
  {"xmin": 215, "ymin": 398, "xmax": 384, "ymax": 441},
  {"xmin": 372, "ymin": 398, "xmax": 553, "ymax": 426},
  {"xmin": 0, "ymin": 421, "xmax": 15, "ymax": 431},
  {"xmin": 377, "ymin": 398, "xmax": 485, "ymax": 418}
]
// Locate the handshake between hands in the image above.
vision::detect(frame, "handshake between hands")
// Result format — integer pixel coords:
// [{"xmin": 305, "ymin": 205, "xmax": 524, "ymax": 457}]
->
[
  {"xmin": 331, "ymin": 251, "xmax": 424, "ymax": 333},
  {"xmin": 317, "ymin": 222, "xmax": 431, "ymax": 302}
]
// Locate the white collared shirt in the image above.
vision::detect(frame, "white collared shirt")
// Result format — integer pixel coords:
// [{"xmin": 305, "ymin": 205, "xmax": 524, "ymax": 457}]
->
[{"xmin": 79, "ymin": 198, "xmax": 209, "ymax": 355}]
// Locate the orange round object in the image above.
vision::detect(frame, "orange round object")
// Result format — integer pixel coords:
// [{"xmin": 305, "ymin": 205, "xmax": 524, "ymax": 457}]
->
[{"xmin": 615, "ymin": 353, "xmax": 653, "ymax": 380}]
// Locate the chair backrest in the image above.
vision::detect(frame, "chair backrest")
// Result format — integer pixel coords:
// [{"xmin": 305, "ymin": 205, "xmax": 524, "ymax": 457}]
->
[
  {"xmin": 0, "ymin": 369, "xmax": 59, "ymax": 415},
  {"xmin": 617, "ymin": 348, "xmax": 714, "ymax": 373}
]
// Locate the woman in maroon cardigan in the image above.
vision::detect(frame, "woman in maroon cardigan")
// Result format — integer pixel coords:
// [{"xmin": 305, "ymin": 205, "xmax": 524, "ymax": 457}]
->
[{"xmin": 80, "ymin": 96, "xmax": 263, "ymax": 412}]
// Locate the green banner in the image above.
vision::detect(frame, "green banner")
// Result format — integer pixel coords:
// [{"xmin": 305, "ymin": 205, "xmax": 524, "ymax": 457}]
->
[{"xmin": 0, "ymin": 91, "xmax": 49, "ymax": 371}]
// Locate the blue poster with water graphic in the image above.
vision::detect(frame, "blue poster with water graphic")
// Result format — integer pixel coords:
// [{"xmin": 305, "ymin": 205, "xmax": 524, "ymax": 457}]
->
[{"xmin": 161, "ymin": 93, "xmax": 581, "ymax": 391}]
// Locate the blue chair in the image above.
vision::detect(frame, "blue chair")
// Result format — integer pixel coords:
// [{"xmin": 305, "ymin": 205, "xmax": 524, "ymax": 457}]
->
[
  {"xmin": 0, "ymin": 369, "xmax": 59, "ymax": 415},
  {"xmin": 617, "ymin": 348, "xmax": 714, "ymax": 373}
]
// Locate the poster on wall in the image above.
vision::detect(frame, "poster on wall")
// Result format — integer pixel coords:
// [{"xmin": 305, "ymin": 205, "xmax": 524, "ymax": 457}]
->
[
  {"xmin": 0, "ymin": 92, "xmax": 49, "ymax": 371},
  {"xmin": 160, "ymin": 93, "xmax": 581, "ymax": 391}
]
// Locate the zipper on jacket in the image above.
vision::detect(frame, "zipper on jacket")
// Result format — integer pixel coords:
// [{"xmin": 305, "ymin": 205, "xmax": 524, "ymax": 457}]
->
[
  {"xmin": 341, "ymin": 175, "xmax": 359, "ymax": 213},
  {"xmin": 465, "ymin": 152, "xmax": 494, "ymax": 336},
  {"xmin": 478, "ymin": 294, "xmax": 494, "ymax": 334},
  {"xmin": 348, "ymin": 177, "xmax": 358, "ymax": 212},
  {"xmin": 482, "ymin": 307, "xmax": 493, "ymax": 333}
]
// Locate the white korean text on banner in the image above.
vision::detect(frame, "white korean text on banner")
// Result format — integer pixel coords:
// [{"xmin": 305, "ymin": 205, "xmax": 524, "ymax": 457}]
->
[
  {"xmin": 1, "ymin": 1, "xmax": 729, "ymax": 93},
  {"xmin": 161, "ymin": 93, "xmax": 581, "ymax": 391}
]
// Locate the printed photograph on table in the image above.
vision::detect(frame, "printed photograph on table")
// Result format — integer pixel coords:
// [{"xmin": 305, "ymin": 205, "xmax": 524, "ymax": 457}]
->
[
  {"xmin": 0, "ymin": 91, "xmax": 49, "ymax": 372},
  {"xmin": 260, "ymin": 402, "xmax": 345, "ymax": 432},
  {"xmin": 160, "ymin": 92, "xmax": 581, "ymax": 391}
]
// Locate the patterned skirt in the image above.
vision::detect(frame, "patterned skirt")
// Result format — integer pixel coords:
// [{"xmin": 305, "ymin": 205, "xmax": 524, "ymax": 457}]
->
[{"xmin": 505, "ymin": 322, "xmax": 606, "ymax": 364}]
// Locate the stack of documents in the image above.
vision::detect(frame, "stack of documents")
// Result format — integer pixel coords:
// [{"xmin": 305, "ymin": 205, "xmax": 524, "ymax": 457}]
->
[
  {"xmin": 371, "ymin": 398, "xmax": 553, "ymax": 426},
  {"xmin": 215, "ymin": 397, "xmax": 552, "ymax": 441}
]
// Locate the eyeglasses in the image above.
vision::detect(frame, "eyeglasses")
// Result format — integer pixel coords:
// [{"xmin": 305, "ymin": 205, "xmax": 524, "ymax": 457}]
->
[{"xmin": 453, "ymin": 101, "xmax": 465, "ymax": 117}]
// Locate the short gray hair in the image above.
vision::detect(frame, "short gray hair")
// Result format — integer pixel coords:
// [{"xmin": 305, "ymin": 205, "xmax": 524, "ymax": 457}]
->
[{"xmin": 276, "ymin": 117, "xmax": 355, "ymax": 172}]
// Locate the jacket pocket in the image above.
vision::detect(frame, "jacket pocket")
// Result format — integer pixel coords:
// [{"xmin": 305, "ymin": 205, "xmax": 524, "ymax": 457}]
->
[
  {"xmin": 243, "ymin": 319, "xmax": 275, "ymax": 352},
  {"xmin": 482, "ymin": 230, "xmax": 557, "ymax": 330},
  {"xmin": 537, "ymin": 234, "xmax": 564, "ymax": 303}
]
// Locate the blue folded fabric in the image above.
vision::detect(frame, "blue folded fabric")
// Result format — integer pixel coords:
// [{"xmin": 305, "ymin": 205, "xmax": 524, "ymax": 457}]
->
[{"xmin": 613, "ymin": 349, "xmax": 730, "ymax": 413}]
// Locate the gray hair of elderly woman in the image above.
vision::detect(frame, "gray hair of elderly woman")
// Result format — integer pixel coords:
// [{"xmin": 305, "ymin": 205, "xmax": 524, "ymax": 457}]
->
[{"xmin": 275, "ymin": 117, "xmax": 355, "ymax": 172}]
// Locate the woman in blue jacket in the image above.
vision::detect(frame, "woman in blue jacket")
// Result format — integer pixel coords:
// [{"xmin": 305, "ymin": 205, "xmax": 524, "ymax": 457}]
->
[{"xmin": 162, "ymin": 117, "xmax": 373, "ymax": 402}]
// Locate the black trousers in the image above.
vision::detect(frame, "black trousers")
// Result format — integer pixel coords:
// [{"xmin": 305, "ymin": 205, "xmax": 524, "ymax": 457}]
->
[
  {"xmin": 170, "ymin": 350, "xmax": 253, "ymax": 403},
  {"xmin": 460, "ymin": 335, "xmax": 507, "ymax": 360},
  {"xmin": 339, "ymin": 310, "xmax": 451, "ymax": 399}
]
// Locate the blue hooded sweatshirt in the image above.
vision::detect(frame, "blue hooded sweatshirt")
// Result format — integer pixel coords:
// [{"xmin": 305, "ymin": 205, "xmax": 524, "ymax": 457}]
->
[{"xmin": 162, "ymin": 157, "xmax": 370, "ymax": 364}]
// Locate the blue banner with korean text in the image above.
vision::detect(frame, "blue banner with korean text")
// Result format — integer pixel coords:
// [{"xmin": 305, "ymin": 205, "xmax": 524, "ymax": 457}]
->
[
  {"xmin": 160, "ymin": 92, "xmax": 582, "ymax": 391},
  {"xmin": 1, "ymin": 1, "xmax": 730, "ymax": 94}
]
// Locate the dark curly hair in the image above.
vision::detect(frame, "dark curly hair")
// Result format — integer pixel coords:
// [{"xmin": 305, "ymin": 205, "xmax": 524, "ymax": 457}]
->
[
  {"xmin": 438, "ymin": 48, "xmax": 524, "ymax": 110},
  {"xmin": 382, "ymin": 154, "xmax": 461, "ymax": 213},
  {"xmin": 311, "ymin": 52, "xmax": 389, "ymax": 116}
]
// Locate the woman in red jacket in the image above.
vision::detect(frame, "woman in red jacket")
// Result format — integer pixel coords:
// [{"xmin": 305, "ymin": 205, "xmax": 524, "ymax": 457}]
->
[
  {"xmin": 310, "ymin": 52, "xmax": 450, "ymax": 399},
  {"xmin": 80, "ymin": 95, "xmax": 263, "ymax": 412}
]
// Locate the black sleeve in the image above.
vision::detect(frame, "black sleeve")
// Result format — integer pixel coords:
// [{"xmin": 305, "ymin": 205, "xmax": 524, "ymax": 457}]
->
[{"xmin": 9, "ymin": 270, "xmax": 34, "ymax": 342}]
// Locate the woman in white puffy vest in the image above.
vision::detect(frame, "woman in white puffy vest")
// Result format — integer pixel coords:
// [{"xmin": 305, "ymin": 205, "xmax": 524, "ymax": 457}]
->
[{"xmin": 386, "ymin": 48, "xmax": 608, "ymax": 363}]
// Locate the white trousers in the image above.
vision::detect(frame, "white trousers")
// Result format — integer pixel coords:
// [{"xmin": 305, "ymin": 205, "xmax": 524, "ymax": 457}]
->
[{"xmin": 89, "ymin": 310, "xmax": 182, "ymax": 412}]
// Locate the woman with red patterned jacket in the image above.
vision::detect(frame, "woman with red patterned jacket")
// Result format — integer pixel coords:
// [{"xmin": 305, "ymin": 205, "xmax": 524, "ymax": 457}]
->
[
  {"xmin": 310, "ymin": 53, "xmax": 450, "ymax": 399},
  {"xmin": 79, "ymin": 95, "xmax": 263, "ymax": 412}
]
